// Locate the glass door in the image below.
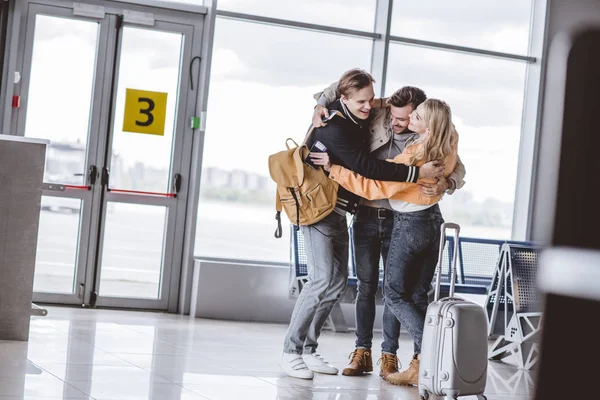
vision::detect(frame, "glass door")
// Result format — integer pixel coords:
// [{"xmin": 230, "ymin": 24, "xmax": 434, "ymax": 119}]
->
[
  {"xmin": 18, "ymin": 4, "xmax": 106, "ymax": 304},
  {"xmin": 91, "ymin": 20, "xmax": 195, "ymax": 309},
  {"xmin": 15, "ymin": 0, "xmax": 204, "ymax": 310}
]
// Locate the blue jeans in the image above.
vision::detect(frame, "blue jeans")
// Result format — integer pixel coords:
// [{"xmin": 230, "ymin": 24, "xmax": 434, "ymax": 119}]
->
[
  {"xmin": 352, "ymin": 206, "xmax": 401, "ymax": 354},
  {"xmin": 384, "ymin": 204, "xmax": 444, "ymax": 354},
  {"xmin": 283, "ymin": 212, "xmax": 349, "ymax": 354}
]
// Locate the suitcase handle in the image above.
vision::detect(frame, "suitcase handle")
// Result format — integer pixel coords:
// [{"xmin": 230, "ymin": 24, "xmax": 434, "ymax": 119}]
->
[{"xmin": 434, "ymin": 222, "xmax": 460, "ymax": 301}]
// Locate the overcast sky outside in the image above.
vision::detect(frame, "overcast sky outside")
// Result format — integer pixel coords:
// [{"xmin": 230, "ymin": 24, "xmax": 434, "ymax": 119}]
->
[
  {"xmin": 202, "ymin": 0, "xmax": 533, "ymax": 205},
  {"xmin": 16, "ymin": 0, "xmax": 538, "ymax": 263},
  {"xmin": 24, "ymin": 0, "xmax": 533, "ymax": 204}
]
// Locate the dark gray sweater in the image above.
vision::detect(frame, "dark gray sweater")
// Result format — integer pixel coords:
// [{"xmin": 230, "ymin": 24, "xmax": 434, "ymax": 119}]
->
[{"xmin": 364, "ymin": 131, "xmax": 419, "ymax": 210}]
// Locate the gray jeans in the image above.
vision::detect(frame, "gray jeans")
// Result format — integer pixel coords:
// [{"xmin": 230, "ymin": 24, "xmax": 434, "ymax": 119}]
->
[{"xmin": 283, "ymin": 212, "xmax": 349, "ymax": 354}]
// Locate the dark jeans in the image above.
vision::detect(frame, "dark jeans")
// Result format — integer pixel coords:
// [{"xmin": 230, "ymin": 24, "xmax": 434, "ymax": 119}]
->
[
  {"xmin": 384, "ymin": 204, "xmax": 444, "ymax": 354},
  {"xmin": 352, "ymin": 206, "xmax": 401, "ymax": 354}
]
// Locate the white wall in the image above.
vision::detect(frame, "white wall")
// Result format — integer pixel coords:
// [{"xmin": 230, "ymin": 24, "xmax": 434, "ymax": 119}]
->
[{"xmin": 189, "ymin": 259, "xmax": 487, "ymax": 329}]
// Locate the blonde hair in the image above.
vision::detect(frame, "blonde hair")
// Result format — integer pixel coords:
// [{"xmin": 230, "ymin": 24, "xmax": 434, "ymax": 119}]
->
[{"xmin": 409, "ymin": 99, "xmax": 457, "ymax": 165}]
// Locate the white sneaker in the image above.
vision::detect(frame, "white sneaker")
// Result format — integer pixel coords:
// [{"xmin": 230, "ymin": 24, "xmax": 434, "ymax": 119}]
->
[
  {"xmin": 281, "ymin": 353, "xmax": 314, "ymax": 379},
  {"xmin": 302, "ymin": 353, "xmax": 339, "ymax": 375}
]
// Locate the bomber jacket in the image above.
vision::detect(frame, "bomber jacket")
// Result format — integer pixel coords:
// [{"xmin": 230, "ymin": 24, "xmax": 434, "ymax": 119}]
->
[
  {"xmin": 306, "ymin": 100, "xmax": 419, "ymax": 214},
  {"xmin": 328, "ymin": 131, "xmax": 459, "ymax": 207},
  {"xmin": 314, "ymin": 82, "xmax": 466, "ymax": 194}
]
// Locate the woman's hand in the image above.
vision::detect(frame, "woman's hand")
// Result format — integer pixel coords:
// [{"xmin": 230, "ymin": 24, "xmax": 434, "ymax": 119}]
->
[
  {"xmin": 309, "ymin": 152, "xmax": 332, "ymax": 172},
  {"xmin": 312, "ymin": 105, "xmax": 329, "ymax": 127}
]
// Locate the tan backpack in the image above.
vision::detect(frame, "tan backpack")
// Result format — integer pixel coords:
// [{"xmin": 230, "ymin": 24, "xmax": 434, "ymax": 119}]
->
[{"xmin": 268, "ymin": 113, "xmax": 342, "ymax": 238}]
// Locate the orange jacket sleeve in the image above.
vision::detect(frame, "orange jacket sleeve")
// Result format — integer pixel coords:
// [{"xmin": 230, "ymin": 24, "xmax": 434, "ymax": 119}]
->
[{"xmin": 329, "ymin": 164, "xmax": 412, "ymax": 200}]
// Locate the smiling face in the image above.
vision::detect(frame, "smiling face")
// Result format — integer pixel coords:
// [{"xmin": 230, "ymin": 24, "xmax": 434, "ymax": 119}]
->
[
  {"xmin": 389, "ymin": 104, "xmax": 414, "ymax": 134},
  {"xmin": 341, "ymin": 85, "xmax": 375, "ymax": 120},
  {"xmin": 408, "ymin": 103, "xmax": 427, "ymax": 135},
  {"xmin": 387, "ymin": 86, "xmax": 427, "ymax": 133}
]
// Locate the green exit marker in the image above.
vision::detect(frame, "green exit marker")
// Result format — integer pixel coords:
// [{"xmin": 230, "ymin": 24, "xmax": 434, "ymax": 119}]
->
[{"xmin": 190, "ymin": 116, "xmax": 200, "ymax": 129}]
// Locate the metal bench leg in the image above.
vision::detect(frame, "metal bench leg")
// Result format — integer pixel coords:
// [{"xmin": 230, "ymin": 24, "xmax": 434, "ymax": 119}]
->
[
  {"xmin": 488, "ymin": 312, "xmax": 542, "ymax": 370},
  {"xmin": 324, "ymin": 302, "xmax": 348, "ymax": 333},
  {"xmin": 489, "ymin": 335, "xmax": 518, "ymax": 361}
]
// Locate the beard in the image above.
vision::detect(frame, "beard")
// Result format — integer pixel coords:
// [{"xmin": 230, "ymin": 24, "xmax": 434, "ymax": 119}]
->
[{"xmin": 393, "ymin": 125, "xmax": 409, "ymax": 134}]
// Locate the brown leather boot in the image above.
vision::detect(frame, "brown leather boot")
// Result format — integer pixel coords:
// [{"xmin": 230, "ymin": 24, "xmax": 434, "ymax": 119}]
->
[
  {"xmin": 378, "ymin": 353, "xmax": 399, "ymax": 379},
  {"xmin": 342, "ymin": 348, "xmax": 373, "ymax": 376},
  {"xmin": 385, "ymin": 354, "xmax": 420, "ymax": 386}
]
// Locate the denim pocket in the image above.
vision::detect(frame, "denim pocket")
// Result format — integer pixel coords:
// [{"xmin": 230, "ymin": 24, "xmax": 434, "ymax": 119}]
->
[{"xmin": 404, "ymin": 216, "xmax": 432, "ymax": 252}]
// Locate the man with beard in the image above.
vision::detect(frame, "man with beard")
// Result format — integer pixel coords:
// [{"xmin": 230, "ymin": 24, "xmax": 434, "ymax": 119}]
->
[{"xmin": 311, "ymin": 84, "xmax": 466, "ymax": 382}]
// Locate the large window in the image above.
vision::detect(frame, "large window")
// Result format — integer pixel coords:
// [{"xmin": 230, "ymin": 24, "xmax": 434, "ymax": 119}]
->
[
  {"xmin": 193, "ymin": 1, "xmax": 543, "ymax": 263},
  {"xmin": 219, "ymin": 0, "xmax": 377, "ymax": 32},
  {"xmin": 159, "ymin": 0, "xmax": 378, "ymax": 31},
  {"xmin": 194, "ymin": 18, "xmax": 372, "ymax": 262},
  {"xmin": 391, "ymin": 0, "xmax": 533, "ymax": 55},
  {"xmin": 385, "ymin": 44, "xmax": 527, "ymax": 239}
]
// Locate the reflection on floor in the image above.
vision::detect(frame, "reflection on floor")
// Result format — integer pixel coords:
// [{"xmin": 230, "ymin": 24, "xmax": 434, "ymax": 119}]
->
[{"xmin": 0, "ymin": 307, "xmax": 535, "ymax": 399}]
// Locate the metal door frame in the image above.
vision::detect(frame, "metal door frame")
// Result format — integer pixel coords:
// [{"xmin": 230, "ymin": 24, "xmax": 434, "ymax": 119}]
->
[
  {"xmin": 16, "ymin": 2, "xmax": 109, "ymax": 305},
  {"xmin": 90, "ymin": 17, "xmax": 197, "ymax": 309},
  {"xmin": 7, "ymin": 0, "xmax": 207, "ymax": 311}
]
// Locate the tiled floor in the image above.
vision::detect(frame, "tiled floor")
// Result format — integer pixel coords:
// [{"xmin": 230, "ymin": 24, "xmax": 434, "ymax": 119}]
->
[{"xmin": 0, "ymin": 307, "xmax": 535, "ymax": 399}]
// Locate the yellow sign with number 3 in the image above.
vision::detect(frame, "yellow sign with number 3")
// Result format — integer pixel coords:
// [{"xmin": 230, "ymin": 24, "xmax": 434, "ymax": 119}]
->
[{"xmin": 123, "ymin": 88, "xmax": 168, "ymax": 136}]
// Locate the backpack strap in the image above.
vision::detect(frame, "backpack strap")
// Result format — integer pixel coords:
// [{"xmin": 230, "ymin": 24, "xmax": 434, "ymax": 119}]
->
[
  {"xmin": 274, "ymin": 191, "xmax": 283, "ymax": 239},
  {"xmin": 286, "ymin": 138, "xmax": 299, "ymax": 149},
  {"xmin": 301, "ymin": 126, "xmax": 315, "ymax": 147},
  {"xmin": 289, "ymin": 175, "xmax": 301, "ymax": 231},
  {"xmin": 289, "ymin": 187, "xmax": 300, "ymax": 231}
]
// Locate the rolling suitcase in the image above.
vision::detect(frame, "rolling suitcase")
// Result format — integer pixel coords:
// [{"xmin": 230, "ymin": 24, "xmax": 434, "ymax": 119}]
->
[{"xmin": 418, "ymin": 223, "xmax": 488, "ymax": 400}]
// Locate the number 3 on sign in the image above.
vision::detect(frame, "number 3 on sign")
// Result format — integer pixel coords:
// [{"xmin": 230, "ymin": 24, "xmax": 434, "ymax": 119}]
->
[{"xmin": 123, "ymin": 89, "xmax": 168, "ymax": 136}]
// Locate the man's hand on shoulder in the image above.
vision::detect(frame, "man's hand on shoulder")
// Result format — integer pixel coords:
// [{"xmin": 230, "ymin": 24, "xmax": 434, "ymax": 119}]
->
[
  {"xmin": 372, "ymin": 97, "xmax": 390, "ymax": 108},
  {"xmin": 312, "ymin": 105, "xmax": 330, "ymax": 128}
]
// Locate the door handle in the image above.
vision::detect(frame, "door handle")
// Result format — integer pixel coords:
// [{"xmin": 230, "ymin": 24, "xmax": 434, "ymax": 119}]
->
[
  {"xmin": 173, "ymin": 173, "xmax": 182, "ymax": 195},
  {"xmin": 88, "ymin": 165, "xmax": 97, "ymax": 186},
  {"xmin": 101, "ymin": 167, "xmax": 110, "ymax": 187}
]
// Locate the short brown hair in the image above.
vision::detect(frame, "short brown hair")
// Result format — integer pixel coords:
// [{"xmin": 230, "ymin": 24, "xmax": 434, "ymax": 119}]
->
[
  {"xmin": 337, "ymin": 68, "xmax": 375, "ymax": 97},
  {"xmin": 387, "ymin": 86, "xmax": 427, "ymax": 109}
]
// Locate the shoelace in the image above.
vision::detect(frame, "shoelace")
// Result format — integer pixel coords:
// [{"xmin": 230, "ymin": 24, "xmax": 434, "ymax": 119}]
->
[
  {"xmin": 289, "ymin": 356, "xmax": 309, "ymax": 371},
  {"xmin": 348, "ymin": 350, "xmax": 369, "ymax": 366},
  {"xmin": 395, "ymin": 358, "xmax": 417, "ymax": 375},
  {"xmin": 377, "ymin": 355, "xmax": 399, "ymax": 370}
]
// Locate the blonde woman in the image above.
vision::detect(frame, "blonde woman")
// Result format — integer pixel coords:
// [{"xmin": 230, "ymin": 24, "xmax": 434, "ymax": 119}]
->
[
  {"xmin": 310, "ymin": 99, "xmax": 458, "ymax": 386},
  {"xmin": 280, "ymin": 69, "xmax": 445, "ymax": 380}
]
